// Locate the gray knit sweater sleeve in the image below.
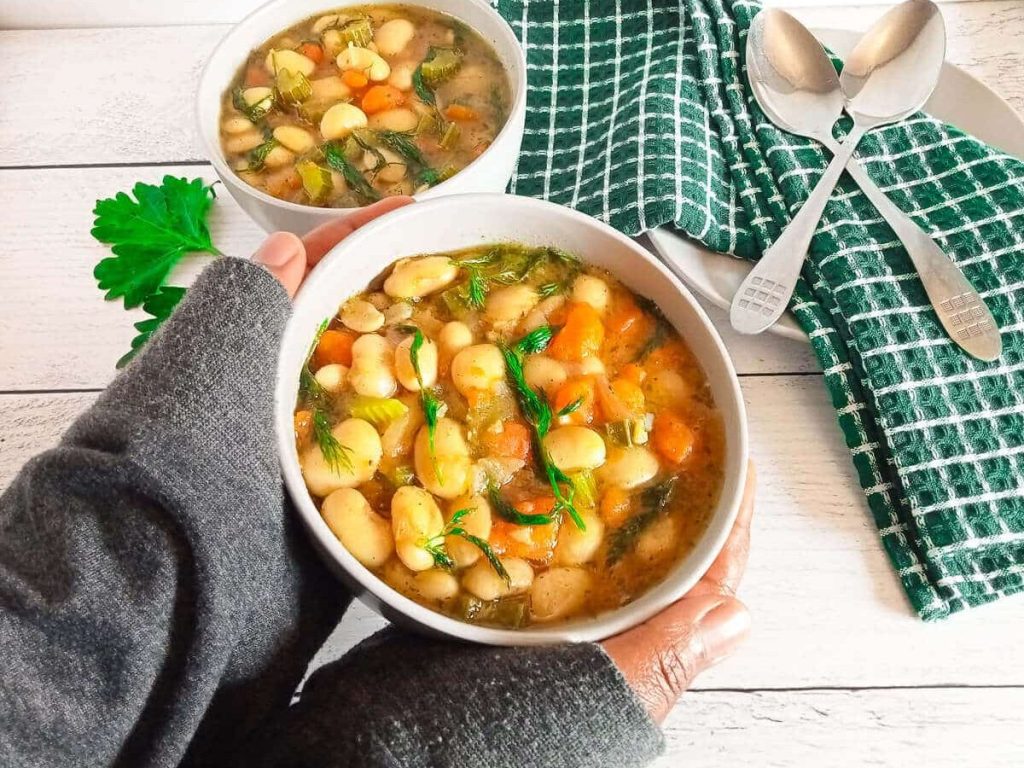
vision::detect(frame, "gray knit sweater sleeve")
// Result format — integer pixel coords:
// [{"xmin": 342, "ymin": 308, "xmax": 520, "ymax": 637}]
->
[{"xmin": 0, "ymin": 258, "xmax": 664, "ymax": 768}]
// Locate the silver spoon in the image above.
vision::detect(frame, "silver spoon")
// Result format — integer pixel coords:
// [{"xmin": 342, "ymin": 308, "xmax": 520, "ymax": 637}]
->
[{"xmin": 732, "ymin": 1, "xmax": 1000, "ymax": 361}]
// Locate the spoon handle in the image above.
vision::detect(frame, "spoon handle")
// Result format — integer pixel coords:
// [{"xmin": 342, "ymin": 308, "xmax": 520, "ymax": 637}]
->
[
  {"xmin": 837, "ymin": 153, "xmax": 1002, "ymax": 361},
  {"xmin": 730, "ymin": 125, "xmax": 865, "ymax": 335}
]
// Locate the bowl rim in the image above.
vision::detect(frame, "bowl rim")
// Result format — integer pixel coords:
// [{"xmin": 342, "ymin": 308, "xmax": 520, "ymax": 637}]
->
[
  {"xmin": 275, "ymin": 193, "xmax": 750, "ymax": 645},
  {"xmin": 194, "ymin": 0, "xmax": 528, "ymax": 215}
]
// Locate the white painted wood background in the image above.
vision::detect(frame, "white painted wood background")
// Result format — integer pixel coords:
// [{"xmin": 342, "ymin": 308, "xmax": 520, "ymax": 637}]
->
[{"xmin": 1, "ymin": 1, "xmax": 1022, "ymax": 765}]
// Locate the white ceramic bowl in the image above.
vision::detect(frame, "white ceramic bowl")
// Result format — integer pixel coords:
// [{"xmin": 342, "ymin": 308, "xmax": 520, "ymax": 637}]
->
[
  {"xmin": 196, "ymin": 0, "xmax": 526, "ymax": 234},
  {"xmin": 275, "ymin": 194, "xmax": 750, "ymax": 644}
]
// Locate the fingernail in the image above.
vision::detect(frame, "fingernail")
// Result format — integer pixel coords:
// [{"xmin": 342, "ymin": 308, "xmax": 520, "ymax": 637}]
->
[
  {"xmin": 700, "ymin": 600, "xmax": 751, "ymax": 664},
  {"xmin": 255, "ymin": 232, "xmax": 301, "ymax": 267}
]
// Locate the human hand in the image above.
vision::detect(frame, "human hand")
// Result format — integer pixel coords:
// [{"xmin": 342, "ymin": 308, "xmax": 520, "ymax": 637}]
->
[
  {"xmin": 602, "ymin": 462, "xmax": 755, "ymax": 723},
  {"xmin": 253, "ymin": 197, "xmax": 414, "ymax": 298}
]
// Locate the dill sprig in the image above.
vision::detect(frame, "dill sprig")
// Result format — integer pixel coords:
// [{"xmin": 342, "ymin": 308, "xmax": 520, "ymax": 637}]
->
[
  {"xmin": 500, "ymin": 344, "xmax": 586, "ymax": 531},
  {"xmin": 300, "ymin": 319, "xmax": 354, "ymax": 473},
  {"xmin": 375, "ymin": 130, "xmax": 426, "ymax": 166},
  {"xmin": 422, "ymin": 508, "xmax": 510, "ymax": 584},
  {"xmin": 322, "ymin": 141, "xmax": 381, "ymax": 203},
  {"xmin": 248, "ymin": 136, "xmax": 279, "ymax": 171},
  {"xmin": 231, "ymin": 86, "xmax": 271, "ymax": 123},
  {"xmin": 605, "ymin": 479, "xmax": 678, "ymax": 565},
  {"xmin": 411, "ymin": 329, "xmax": 444, "ymax": 484},
  {"xmin": 515, "ymin": 325, "xmax": 557, "ymax": 355},
  {"xmin": 556, "ymin": 397, "xmax": 584, "ymax": 418},
  {"xmin": 488, "ymin": 486, "xmax": 553, "ymax": 526}
]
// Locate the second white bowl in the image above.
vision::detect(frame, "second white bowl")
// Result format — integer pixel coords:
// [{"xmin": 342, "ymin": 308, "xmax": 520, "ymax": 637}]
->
[{"xmin": 196, "ymin": 0, "xmax": 526, "ymax": 234}]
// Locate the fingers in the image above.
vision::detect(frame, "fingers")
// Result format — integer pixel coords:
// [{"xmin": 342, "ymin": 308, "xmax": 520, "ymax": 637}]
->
[
  {"xmin": 689, "ymin": 460, "xmax": 756, "ymax": 599},
  {"xmin": 254, "ymin": 231, "xmax": 307, "ymax": 298},
  {"xmin": 602, "ymin": 593, "xmax": 750, "ymax": 724},
  {"xmin": 302, "ymin": 196, "xmax": 415, "ymax": 267}
]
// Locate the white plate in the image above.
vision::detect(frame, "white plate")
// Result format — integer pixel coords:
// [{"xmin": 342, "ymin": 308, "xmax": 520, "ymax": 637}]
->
[{"xmin": 647, "ymin": 28, "xmax": 1024, "ymax": 343}]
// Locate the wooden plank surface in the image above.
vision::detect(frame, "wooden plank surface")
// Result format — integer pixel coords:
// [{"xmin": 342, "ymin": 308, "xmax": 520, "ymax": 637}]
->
[
  {"xmin": 0, "ymin": 2, "xmax": 1019, "ymax": 169},
  {"xmin": 8, "ymin": 378, "xmax": 1024, "ymax": 691}
]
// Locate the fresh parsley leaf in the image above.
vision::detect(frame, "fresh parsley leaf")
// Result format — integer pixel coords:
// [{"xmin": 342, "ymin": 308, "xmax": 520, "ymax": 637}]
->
[
  {"xmin": 92, "ymin": 176, "xmax": 221, "ymax": 309},
  {"xmin": 116, "ymin": 286, "xmax": 186, "ymax": 368}
]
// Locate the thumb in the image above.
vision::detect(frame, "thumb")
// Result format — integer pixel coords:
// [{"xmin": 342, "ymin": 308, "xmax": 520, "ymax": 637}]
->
[
  {"xmin": 254, "ymin": 231, "xmax": 306, "ymax": 298},
  {"xmin": 602, "ymin": 594, "xmax": 750, "ymax": 723}
]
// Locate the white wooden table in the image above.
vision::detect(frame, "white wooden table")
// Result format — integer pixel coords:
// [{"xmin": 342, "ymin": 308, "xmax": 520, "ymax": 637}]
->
[{"xmin": 2, "ymin": 2, "xmax": 1023, "ymax": 765}]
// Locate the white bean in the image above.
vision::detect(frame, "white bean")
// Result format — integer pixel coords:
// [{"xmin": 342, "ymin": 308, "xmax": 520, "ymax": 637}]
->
[
  {"xmin": 462, "ymin": 556, "xmax": 534, "ymax": 601},
  {"xmin": 543, "ymin": 426, "xmax": 607, "ymax": 472},
  {"xmin": 524, "ymin": 355, "xmax": 567, "ymax": 395},
  {"xmin": 387, "ymin": 63, "xmax": 415, "ymax": 91},
  {"xmin": 598, "ymin": 446, "xmax": 660, "ymax": 490},
  {"xmin": 451, "ymin": 344, "xmax": 505, "ymax": 397},
  {"xmin": 414, "ymin": 417, "xmax": 472, "ymax": 499},
  {"xmin": 310, "ymin": 75, "xmax": 351, "ymax": 102},
  {"xmin": 222, "ymin": 116, "xmax": 254, "ymax": 134},
  {"xmin": 312, "ymin": 14, "xmax": 341, "ymax": 34},
  {"xmin": 382, "ymin": 557, "xmax": 417, "ymax": 596},
  {"xmin": 522, "ymin": 295, "xmax": 567, "ymax": 333},
  {"xmin": 349, "ymin": 334, "xmax": 397, "ymax": 398},
  {"xmin": 395, "ymin": 334, "xmax": 438, "ymax": 392},
  {"xmin": 439, "ymin": 322, "xmax": 473, "ymax": 357},
  {"xmin": 266, "ymin": 49, "xmax": 316, "ymax": 77},
  {"xmin": 645, "ymin": 370, "xmax": 692, "ymax": 409},
  {"xmin": 273, "ymin": 125, "xmax": 314, "ymax": 153},
  {"xmin": 374, "ymin": 18, "xmax": 416, "ymax": 57},
  {"xmin": 383, "ymin": 302, "xmax": 413, "ymax": 326},
  {"xmin": 384, "ymin": 256, "xmax": 459, "ymax": 299},
  {"xmin": 224, "ymin": 130, "xmax": 264, "ymax": 154},
  {"xmin": 554, "ymin": 509, "xmax": 605, "ymax": 565},
  {"xmin": 263, "ymin": 145, "xmax": 294, "ymax": 169},
  {"xmin": 336, "ymin": 46, "xmax": 390, "ymax": 82},
  {"xmin": 530, "ymin": 567, "xmax": 592, "ymax": 622},
  {"xmin": 241, "ymin": 86, "xmax": 274, "ymax": 111},
  {"xmin": 369, "ymin": 107, "xmax": 419, "ymax": 132},
  {"xmin": 571, "ymin": 275, "xmax": 611, "ymax": 314},
  {"xmin": 571, "ymin": 357, "xmax": 605, "ymax": 377},
  {"xmin": 391, "ymin": 486, "xmax": 445, "ymax": 571},
  {"xmin": 341, "ymin": 299, "xmax": 385, "ymax": 334},
  {"xmin": 321, "ymin": 488, "xmax": 392, "ymax": 567},
  {"xmin": 484, "ymin": 285, "xmax": 539, "ymax": 327},
  {"xmin": 313, "ymin": 363, "xmax": 348, "ymax": 393},
  {"xmin": 320, "ymin": 102, "xmax": 368, "ymax": 141},
  {"xmin": 414, "ymin": 568, "xmax": 460, "ymax": 601},
  {"xmin": 635, "ymin": 515, "xmax": 680, "ymax": 562},
  {"xmin": 446, "ymin": 495, "xmax": 492, "ymax": 567},
  {"xmin": 300, "ymin": 418, "xmax": 382, "ymax": 497}
]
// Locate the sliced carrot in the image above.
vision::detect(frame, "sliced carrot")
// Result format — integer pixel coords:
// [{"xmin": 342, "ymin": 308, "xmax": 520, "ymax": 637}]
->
[
  {"xmin": 294, "ymin": 410, "xmax": 313, "ymax": 444},
  {"xmin": 600, "ymin": 486, "xmax": 633, "ymax": 528},
  {"xmin": 548, "ymin": 302, "xmax": 605, "ymax": 362},
  {"xmin": 490, "ymin": 498, "xmax": 560, "ymax": 562},
  {"xmin": 361, "ymin": 84, "xmax": 405, "ymax": 114},
  {"xmin": 553, "ymin": 377, "xmax": 596, "ymax": 425},
  {"xmin": 444, "ymin": 104, "xmax": 478, "ymax": 122},
  {"xmin": 620, "ymin": 363, "xmax": 647, "ymax": 386},
  {"xmin": 341, "ymin": 69, "xmax": 370, "ymax": 89},
  {"xmin": 298, "ymin": 41, "xmax": 324, "ymax": 64},
  {"xmin": 313, "ymin": 329, "xmax": 357, "ymax": 369},
  {"xmin": 482, "ymin": 421, "xmax": 533, "ymax": 461},
  {"xmin": 652, "ymin": 411, "xmax": 696, "ymax": 465},
  {"xmin": 244, "ymin": 63, "xmax": 271, "ymax": 87},
  {"xmin": 610, "ymin": 378, "xmax": 645, "ymax": 414}
]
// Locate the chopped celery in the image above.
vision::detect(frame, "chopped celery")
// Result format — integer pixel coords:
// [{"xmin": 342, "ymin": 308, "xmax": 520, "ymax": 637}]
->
[
  {"xmin": 296, "ymin": 161, "xmax": 333, "ymax": 202},
  {"xmin": 348, "ymin": 395, "xmax": 409, "ymax": 426},
  {"xmin": 276, "ymin": 67, "xmax": 312, "ymax": 104},
  {"xmin": 384, "ymin": 464, "xmax": 416, "ymax": 488},
  {"xmin": 569, "ymin": 470, "xmax": 598, "ymax": 508},
  {"xmin": 421, "ymin": 47, "xmax": 463, "ymax": 86},
  {"xmin": 438, "ymin": 122, "xmax": 461, "ymax": 150},
  {"xmin": 455, "ymin": 593, "xmax": 530, "ymax": 628},
  {"xmin": 605, "ymin": 419, "xmax": 648, "ymax": 447},
  {"xmin": 339, "ymin": 17, "xmax": 373, "ymax": 47}
]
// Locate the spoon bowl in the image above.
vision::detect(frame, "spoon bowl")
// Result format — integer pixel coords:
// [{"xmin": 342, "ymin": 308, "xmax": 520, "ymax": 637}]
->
[{"xmin": 842, "ymin": 0, "xmax": 946, "ymax": 124}]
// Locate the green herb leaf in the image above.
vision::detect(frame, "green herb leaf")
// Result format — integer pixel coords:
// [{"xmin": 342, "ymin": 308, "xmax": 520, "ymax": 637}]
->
[
  {"xmin": 606, "ymin": 479, "xmax": 677, "ymax": 565},
  {"xmin": 515, "ymin": 325, "xmax": 557, "ymax": 355},
  {"xmin": 312, "ymin": 409, "xmax": 354, "ymax": 474},
  {"xmin": 411, "ymin": 330, "xmax": 444, "ymax": 484},
  {"xmin": 557, "ymin": 396, "xmax": 584, "ymax": 418},
  {"xmin": 488, "ymin": 487, "xmax": 554, "ymax": 526},
  {"xmin": 231, "ymin": 86, "xmax": 271, "ymax": 123},
  {"xmin": 411, "ymin": 65, "xmax": 436, "ymax": 106},
  {"xmin": 375, "ymin": 130, "xmax": 426, "ymax": 166},
  {"xmin": 116, "ymin": 286, "xmax": 187, "ymax": 368},
  {"xmin": 454, "ymin": 531, "xmax": 510, "ymax": 585},
  {"xmin": 322, "ymin": 141, "xmax": 381, "ymax": 203},
  {"xmin": 248, "ymin": 137, "xmax": 279, "ymax": 171},
  {"xmin": 92, "ymin": 176, "xmax": 221, "ymax": 309}
]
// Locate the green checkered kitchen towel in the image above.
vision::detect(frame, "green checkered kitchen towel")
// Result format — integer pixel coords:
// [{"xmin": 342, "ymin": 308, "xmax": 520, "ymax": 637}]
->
[{"xmin": 494, "ymin": 0, "xmax": 1024, "ymax": 620}]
